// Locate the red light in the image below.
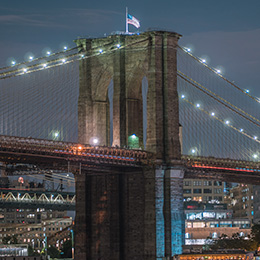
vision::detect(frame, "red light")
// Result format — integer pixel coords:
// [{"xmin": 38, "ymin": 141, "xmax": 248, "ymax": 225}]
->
[{"xmin": 192, "ymin": 165, "xmax": 255, "ymax": 173}]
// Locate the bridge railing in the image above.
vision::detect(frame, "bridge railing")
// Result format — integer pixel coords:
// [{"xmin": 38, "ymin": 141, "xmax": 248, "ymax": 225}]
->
[
  {"xmin": 182, "ymin": 155, "xmax": 260, "ymax": 171},
  {"xmin": 0, "ymin": 135, "xmax": 153, "ymax": 166}
]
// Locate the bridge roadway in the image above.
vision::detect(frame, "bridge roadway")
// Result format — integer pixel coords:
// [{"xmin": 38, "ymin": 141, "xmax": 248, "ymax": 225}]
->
[
  {"xmin": 0, "ymin": 135, "xmax": 151, "ymax": 172},
  {"xmin": 0, "ymin": 188, "xmax": 75, "ymax": 210},
  {"xmin": 0, "ymin": 135, "xmax": 260, "ymax": 183}
]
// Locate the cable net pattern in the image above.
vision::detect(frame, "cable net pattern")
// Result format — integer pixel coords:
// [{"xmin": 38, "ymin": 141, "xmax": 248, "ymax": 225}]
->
[
  {"xmin": 177, "ymin": 47, "xmax": 260, "ymax": 160},
  {"xmin": 0, "ymin": 61, "xmax": 79, "ymax": 142},
  {"xmin": 0, "ymin": 46, "xmax": 259, "ymax": 161}
]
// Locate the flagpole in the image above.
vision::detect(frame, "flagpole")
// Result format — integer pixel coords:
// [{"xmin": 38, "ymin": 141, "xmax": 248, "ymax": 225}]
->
[{"xmin": 126, "ymin": 7, "xmax": 128, "ymax": 34}]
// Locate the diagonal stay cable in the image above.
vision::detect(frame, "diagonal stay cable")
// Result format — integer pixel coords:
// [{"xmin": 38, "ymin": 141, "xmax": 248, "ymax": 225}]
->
[
  {"xmin": 177, "ymin": 45, "xmax": 260, "ymax": 104},
  {"xmin": 177, "ymin": 71, "xmax": 260, "ymax": 127}
]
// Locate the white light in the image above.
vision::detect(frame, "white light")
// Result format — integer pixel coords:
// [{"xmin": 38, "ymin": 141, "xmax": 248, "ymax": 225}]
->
[
  {"xmin": 225, "ymin": 120, "xmax": 230, "ymax": 125},
  {"xmin": 54, "ymin": 132, "xmax": 59, "ymax": 137},
  {"xmin": 211, "ymin": 112, "xmax": 215, "ymax": 116},
  {"xmin": 29, "ymin": 56, "xmax": 33, "ymax": 60},
  {"xmin": 81, "ymin": 54, "xmax": 84, "ymax": 58},
  {"xmin": 46, "ymin": 51, "xmax": 51, "ymax": 55},
  {"xmin": 99, "ymin": 49, "xmax": 103, "ymax": 53},
  {"xmin": 23, "ymin": 68, "xmax": 28, "ymax": 73},
  {"xmin": 253, "ymin": 154, "xmax": 258, "ymax": 159},
  {"xmin": 11, "ymin": 60, "xmax": 16, "ymax": 65},
  {"xmin": 43, "ymin": 63, "xmax": 47, "ymax": 68},
  {"xmin": 181, "ymin": 95, "xmax": 185, "ymax": 99},
  {"xmin": 196, "ymin": 103, "xmax": 200, "ymax": 108},
  {"xmin": 240, "ymin": 128, "xmax": 244, "ymax": 132},
  {"xmin": 117, "ymin": 44, "xmax": 121, "ymax": 48},
  {"xmin": 254, "ymin": 136, "xmax": 258, "ymax": 140},
  {"xmin": 64, "ymin": 46, "xmax": 67, "ymax": 50},
  {"xmin": 201, "ymin": 59, "xmax": 206, "ymax": 63},
  {"xmin": 186, "ymin": 48, "xmax": 191, "ymax": 52},
  {"xmin": 131, "ymin": 134, "xmax": 137, "ymax": 139},
  {"xmin": 245, "ymin": 89, "xmax": 250, "ymax": 93},
  {"xmin": 62, "ymin": 59, "xmax": 66, "ymax": 63},
  {"xmin": 191, "ymin": 149, "xmax": 196, "ymax": 154},
  {"xmin": 93, "ymin": 138, "xmax": 99, "ymax": 145},
  {"xmin": 216, "ymin": 69, "xmax": 221, "ymax": 74}
]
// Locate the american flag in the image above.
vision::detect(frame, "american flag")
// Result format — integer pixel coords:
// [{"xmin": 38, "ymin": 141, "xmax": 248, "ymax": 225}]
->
[{"xmin": 127, "ymin": 14, "xmax": 140, "ymax": 28}]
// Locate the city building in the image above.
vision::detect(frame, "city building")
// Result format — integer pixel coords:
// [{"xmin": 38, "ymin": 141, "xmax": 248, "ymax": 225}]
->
[
  {"xmin": 184, "ymin": 201, "xmax": 251, "ymax": 250},
  {"xmin": 225, "ymin": 184, "xmax": 254, "ymax": 224},
  {"xmin": 183, "ymin": 179, "xmax": 225, "ymax": 203},
  {"xmin": 253, "ymin": 185, "xmax": 260, "ymax": 224},
  {"xmin": 0, "ymin": 217, "xmax": 73, "ymax": 252}
]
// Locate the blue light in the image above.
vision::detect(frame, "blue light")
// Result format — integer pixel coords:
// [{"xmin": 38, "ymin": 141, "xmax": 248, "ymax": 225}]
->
[{"xmin": 99, "ymin": 49, "xmax": 103, "ymax": 54}]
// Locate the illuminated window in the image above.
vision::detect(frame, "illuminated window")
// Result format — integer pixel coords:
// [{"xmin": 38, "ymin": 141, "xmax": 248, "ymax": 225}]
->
[
  {"xmin": 193, "ymin": 222, "xmax": 205, "ymax": 228},
  {"xmin": 212, "ymin": 232, "xmax": 218, "ymax": 238}
]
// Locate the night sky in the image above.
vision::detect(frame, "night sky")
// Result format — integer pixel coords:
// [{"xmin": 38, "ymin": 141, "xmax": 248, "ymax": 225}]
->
[{"xmin": 1, "ymin": 0, "xmax": 260, "ymax": 95}]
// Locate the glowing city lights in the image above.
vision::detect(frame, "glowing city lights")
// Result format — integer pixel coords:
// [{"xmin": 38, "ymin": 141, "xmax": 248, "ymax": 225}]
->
[
  {"xmin": 131, "ymin": 134, "xmax": 137, "ymax": 139},
  {"xmin": 90, "ymin": 137, "xmax": 99, "ymax": 146},
  {"xmin": 93, "ymin": 138, "xmax": 99, "ymax": 144}
]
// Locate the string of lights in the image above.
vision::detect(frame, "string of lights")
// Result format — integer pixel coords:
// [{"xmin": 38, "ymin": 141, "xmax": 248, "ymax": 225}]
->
[
  {"xmin": 0, "ymin": 46, "xmax": 78, "ymax": 72},
  {"xmin": 179, "ymin": 95, "xmax": 260, "ymax": 144},
  {"xmin": 178, "ymin": 45, "xmax": 260, "ymax": 104},
  {"xmin": 0, "ymin": 38, "xmax": 148, "ymax": 80},
  {"xmin": 177, "ymin": 71, "xmax": 260, "ymax": 127}
]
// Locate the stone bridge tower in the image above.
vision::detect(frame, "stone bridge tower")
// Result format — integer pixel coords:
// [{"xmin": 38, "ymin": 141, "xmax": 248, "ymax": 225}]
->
[{"xmin": 74, "ymin": 30, "xmax": 184, "ymax": 260}]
